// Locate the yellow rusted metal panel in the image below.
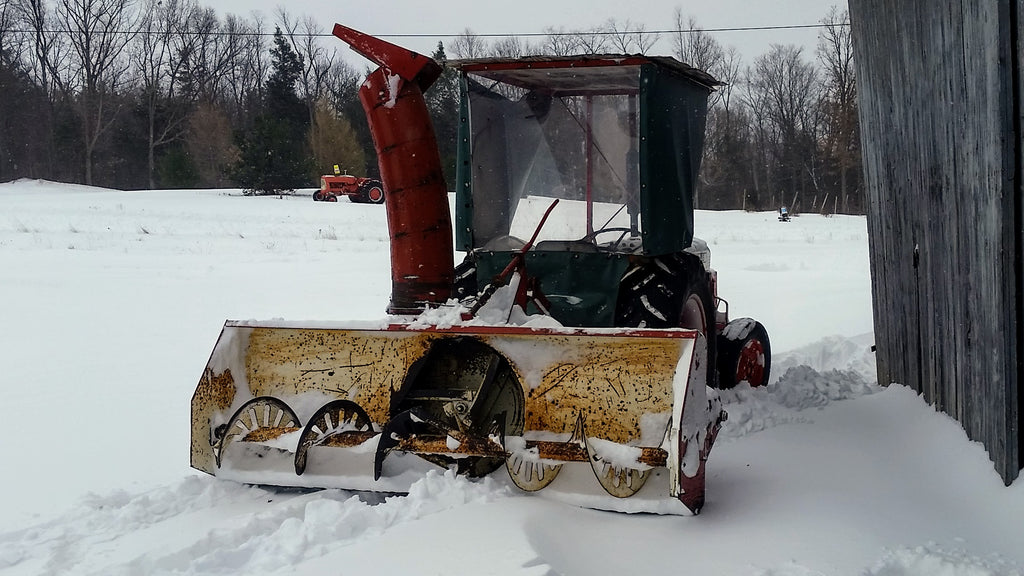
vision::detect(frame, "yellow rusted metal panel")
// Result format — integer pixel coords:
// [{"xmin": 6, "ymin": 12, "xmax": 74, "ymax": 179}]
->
[{"xmin": 191, "ymin": 322, "xmax": 695, "ymax": 475}]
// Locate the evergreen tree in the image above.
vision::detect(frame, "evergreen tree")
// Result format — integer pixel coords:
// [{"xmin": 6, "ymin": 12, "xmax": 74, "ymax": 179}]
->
[
  {"xmin": 425, "ymin": 42, "xmax": 460, "ymax": 189},
  {"xmin": 234, "ymin": 27, "xmax": 313, "ymax": 194},
  {"xmin": 0, "ymin": 48, "xmax": 50, "ymax": 181}
]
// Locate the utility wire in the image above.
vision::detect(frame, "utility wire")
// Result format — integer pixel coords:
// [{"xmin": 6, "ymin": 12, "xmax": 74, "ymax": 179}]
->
[
  {"xmin": 2, "ymin": 22, "xmax": 848, "ymax": 38},
  {"xmin": 382, "ymin": 23, "xmax": 847, "ymax": 39}
]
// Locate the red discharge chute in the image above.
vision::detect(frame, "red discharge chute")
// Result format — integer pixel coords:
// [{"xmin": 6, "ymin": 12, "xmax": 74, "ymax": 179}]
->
[{"xmin": 333, "ymin": 24, "xmax": 453, "ymax": 314}]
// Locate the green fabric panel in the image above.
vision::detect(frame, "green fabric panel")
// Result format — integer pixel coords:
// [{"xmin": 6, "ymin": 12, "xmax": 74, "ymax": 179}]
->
[
  {"xmin": 639, "ymin": 64, "xmax": 710, "ymax": 255},
  {"xmin": 474, "ymin": 251, "xmax": 631, "ymax": 327},
  {"xmin": 455, "ymin": 74, "xmax": 474, "ymax": 251}
]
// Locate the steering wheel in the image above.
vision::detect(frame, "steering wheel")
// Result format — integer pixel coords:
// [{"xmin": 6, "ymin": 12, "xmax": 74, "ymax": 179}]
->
[{"xmin": 581, "ymin": 227, "xmax": 636, "ymax": 251}]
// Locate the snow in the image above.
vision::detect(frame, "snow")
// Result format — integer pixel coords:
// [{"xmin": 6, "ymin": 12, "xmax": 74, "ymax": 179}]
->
[
  {"xmin": 383, "ymin": 71, "xmax": 402, "ymax": 109},
  {"xmin": 2, "ymin": 180, "xmax": 1022, "ymax": 575}
]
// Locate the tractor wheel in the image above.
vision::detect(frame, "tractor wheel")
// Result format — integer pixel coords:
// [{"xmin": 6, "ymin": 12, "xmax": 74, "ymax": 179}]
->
[
  {"xmin": 359, "ymin": 180, "xmax": 385, "ymax": 204},
  {"xmin": 717, "ymin": 319, "xmax": 771, "ymax": 389},
  {"xmin": 615, "ymin": 253, "xmax": 717, "ymax": 390}
]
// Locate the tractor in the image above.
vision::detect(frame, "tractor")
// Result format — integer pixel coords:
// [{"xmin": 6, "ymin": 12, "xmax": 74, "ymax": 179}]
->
[
  {"xmin": 190, "ymin": 24, "xmax": 770, "ymax": 515},
  {"xmin": 313, "ymin": 167, "xmax": 385, "ymax": 203}
]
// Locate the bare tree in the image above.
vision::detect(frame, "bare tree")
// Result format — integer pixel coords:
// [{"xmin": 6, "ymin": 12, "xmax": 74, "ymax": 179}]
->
[
  {"xmin": 134, "ymin": 0, "xmax": 212, "ymax": 188},
  {"xmin": 605, "ymin": 18, "xmax": 658, "ymax": 55},
  {"xmin": 540, "ymin": 26, "xmax": 581, "ymax": 56},
  {"xmin": 673, "ymin": 11, "xmax": 724, "ymax": 72},
  {"xmin": 221, "ymin": 13, "xmax": 266, "ymax": 123},
  {"xmin": 746, "ymin": 44, "xmax": 820, "ymax": 210},
  {"xmin": 18, "ymin": 0, "xmax": 72, "ymax": 96},
  {"xmin": 670, "ymin": 12, "xmax": 741, "ymax": 208},
  {"xmin": 55, "ymin": 0, "xmax": 139, "ymax": 184},
  {"xmin": 276, "ymin": 8, "xmax": 337, "ymax": 127},
  {"xmin": 1, "ymin": 0, "xmax": 18, "ymax": 57},
  {"xmin": 714, "ymin": 46, "xmax": 742, "ymax": 112},
  {"xmin": 324, "ymin": 57, "xmax": 361, "ymax": 112},
  {"xmin": 695, "ymin": 46, "xmax": 747, "ymax": 208},
  {"xmin": 742, "ymin": 73, "xmax": 773, "ymax": 209},
  {"xmin": 573, "ymin": 27, "xmax": 608, "ymax": 54},
  {"xmin": 671, "ymin": 11, "xmax": 739, "ymax": 113},
  {"xmin": 179, "ymin": 7, "xmax": 239, "ymax": 103},
  {"xmin": 817, "ymin": 7, "xmax": 860, "ymax": 212},
  {"xmin": 491, "ymin": 35, "xmax": 528, "ymax": 58},
  {"xmin": 451, "ymin": 28, "xmax": 487, "ymax": 59}
]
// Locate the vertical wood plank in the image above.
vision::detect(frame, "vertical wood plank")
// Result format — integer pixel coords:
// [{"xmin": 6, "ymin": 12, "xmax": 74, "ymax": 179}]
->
[{"xmin": 849, "ymin": 0, "xmax": 1021, "ymax": 483}]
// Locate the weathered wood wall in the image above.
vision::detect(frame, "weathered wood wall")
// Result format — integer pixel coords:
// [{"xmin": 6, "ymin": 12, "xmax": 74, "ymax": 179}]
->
[{"xmin": 849, "ymin": 0, "xmax": 1021, "ymax": 484}]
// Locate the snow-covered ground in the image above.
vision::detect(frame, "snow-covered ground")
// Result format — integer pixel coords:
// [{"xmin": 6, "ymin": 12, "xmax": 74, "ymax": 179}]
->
[{"xmin": 1, "ymin": 179, "xmax": 1021, "ymax": 575}]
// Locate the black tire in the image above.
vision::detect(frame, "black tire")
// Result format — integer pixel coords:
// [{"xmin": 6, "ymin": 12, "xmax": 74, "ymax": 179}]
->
[
  {"xmin": 359, "ymin": 179, "xmax": 385, "ymax": 204},
  {"xmin": 615, "ymin": 253, "xmax": 718, "ymax": 390},
  {"xmin": 717, "ymin": 319, "xmax": 771, "ymax": 389}
]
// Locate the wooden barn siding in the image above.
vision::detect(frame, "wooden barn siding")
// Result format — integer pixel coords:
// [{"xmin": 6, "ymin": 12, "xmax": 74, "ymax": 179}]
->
[{"xmin": 849, "ymin": 0, "xmax": 1021, "ymax": 483}]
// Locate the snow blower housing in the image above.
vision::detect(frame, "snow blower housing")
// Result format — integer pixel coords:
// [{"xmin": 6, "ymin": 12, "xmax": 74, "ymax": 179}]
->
[{"xmin": 190, "ymin": 24, "xmax": 771, "ymax": 515}]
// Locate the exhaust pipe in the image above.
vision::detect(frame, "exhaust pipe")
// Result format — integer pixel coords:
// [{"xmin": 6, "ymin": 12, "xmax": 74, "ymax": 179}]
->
[{"xmin": 332, "ymin": 24, "xmax": 454, "ymax": 314}]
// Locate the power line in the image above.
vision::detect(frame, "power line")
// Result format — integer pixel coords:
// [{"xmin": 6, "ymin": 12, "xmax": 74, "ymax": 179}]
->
[
  {"xmin": 381, "ymin": 23, "xmax": 847, "ymax": 39},
  {"xmin": 2, "ymin": 22, "xmax": 847, "ymax": 39}
]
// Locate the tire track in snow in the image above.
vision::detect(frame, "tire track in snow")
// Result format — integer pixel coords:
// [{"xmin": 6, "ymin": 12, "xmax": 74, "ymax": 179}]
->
[
  {"xmin": 1, "ymin": 470, "xmax": 508, "ymax": 575},
  {"xmin": 128, "ymin": 470, "xmax": 508, "ymax": 575},
  {"xmin": 0, "ymin": 476, "xmax": 278, "ymax": 574}
]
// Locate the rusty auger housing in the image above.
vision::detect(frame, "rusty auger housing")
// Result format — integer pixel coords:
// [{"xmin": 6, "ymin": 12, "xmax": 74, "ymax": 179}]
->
[
  {"xmin": 190, "ymin": 24, "xmax": 745, "ymax": 515},
  {"xmin": 192, "ymin": 323, "xmax": 722, "ymax": 513}
]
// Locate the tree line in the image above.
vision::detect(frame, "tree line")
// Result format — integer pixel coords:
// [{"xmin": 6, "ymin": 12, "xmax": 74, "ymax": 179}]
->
[{"xmin": 0, "ymin": 0, "xmax": 861, "ymax": 213}]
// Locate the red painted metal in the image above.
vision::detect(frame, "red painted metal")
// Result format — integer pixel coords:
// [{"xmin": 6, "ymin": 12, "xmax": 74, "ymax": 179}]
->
[
  {"xmin": 452, "ymin": 55, "xmax": 653, "ymax": 73},
  {"xmin": 676, "ymin": 422, "xmax": 719, "ymax": 514},
  {"xmin": 332, "ymin": 24, "xmax": 442, "ymax": 89},
  {"xmin": 736, "ymin": 339, "xmax": 767, "ymax": 386},
  {"xmin": 315, "ymin": 174, "xmax": 375, "ymax": 202},
  {"xmin": 332, "ymin": 24, "xmax": 453, "ymax": 314}
]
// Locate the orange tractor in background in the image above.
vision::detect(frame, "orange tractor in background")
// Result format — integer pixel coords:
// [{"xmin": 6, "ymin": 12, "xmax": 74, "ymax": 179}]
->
[{"xmin": 313, "ymin": 165, "xmax": 385, "ymax": 204}]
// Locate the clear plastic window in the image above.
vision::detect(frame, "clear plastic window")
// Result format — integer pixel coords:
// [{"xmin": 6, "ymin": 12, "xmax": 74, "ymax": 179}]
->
[{"xmin": 466, "ymin": 70, "xmax": 642, "ymax": 250}]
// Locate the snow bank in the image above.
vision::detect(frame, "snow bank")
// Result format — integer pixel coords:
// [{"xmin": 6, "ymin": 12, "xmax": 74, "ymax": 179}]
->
[
  {"xmin": 0, "ymin": 178, "xmax": 117, "ymax": 195},
  {"xmin": 718, "ymin": 334, "xmax": 880, "ymax": 441},
  {"xmin": 770, "ymin": 332, "xmax": 879, "ymax": 385}
]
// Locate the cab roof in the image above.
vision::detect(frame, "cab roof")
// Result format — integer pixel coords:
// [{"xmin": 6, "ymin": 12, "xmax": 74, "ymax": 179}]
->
[{"xmin": 448, "ymin": 54, "xmax": 720, "ymax": 96}]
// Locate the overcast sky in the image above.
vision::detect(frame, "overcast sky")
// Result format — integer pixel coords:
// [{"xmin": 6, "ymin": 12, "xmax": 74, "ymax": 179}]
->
[{"xmin": 213, "ymin": 0, "xmax": 847, "ymax": 69}]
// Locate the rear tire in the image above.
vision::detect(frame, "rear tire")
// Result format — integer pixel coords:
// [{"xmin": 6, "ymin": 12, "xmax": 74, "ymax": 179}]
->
[
  {"xmin": 359, "ymin": 179, "xmax": 385, "ymax": 204},
  {"xmin": 717, "ymin": 319, "xmax": 771, "ymax": 389},
  {"xmin": 615, "ymin": 253, "xmax": 717, "ymax": 390}
]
